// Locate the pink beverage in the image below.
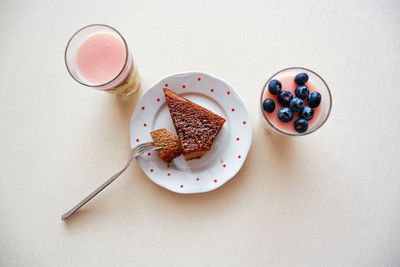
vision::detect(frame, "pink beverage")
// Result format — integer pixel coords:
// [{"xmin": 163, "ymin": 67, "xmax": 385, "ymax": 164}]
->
[
  {"xmin": 76, "ymin": 33, "xmax": 127, "ymax": 85},
  {"xmin": 263, "ymin": 76, "xmax": 322, "ymax": 134},
  {"xmin": 65, "ymin": 24, "xmax": 140, "ymax": 95},
  {"xmin": 260, "ymin": 67, "xmax": 332, "ymax": 136}
]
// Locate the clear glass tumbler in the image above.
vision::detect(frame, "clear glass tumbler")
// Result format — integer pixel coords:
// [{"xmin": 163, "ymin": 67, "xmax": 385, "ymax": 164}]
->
[
  {"xmin": 65, "ymin": 24, "xmax": 140, "ymax": 96},
  {"xmin": 260, "ymin": 67, "xmax": 332, "ymax": 136}
]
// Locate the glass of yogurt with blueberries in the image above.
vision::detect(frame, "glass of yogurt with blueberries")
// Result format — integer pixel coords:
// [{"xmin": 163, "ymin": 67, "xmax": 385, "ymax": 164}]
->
[{"xmin": 260, "ymin": 67, "xmax": 332, "ymax": 136}]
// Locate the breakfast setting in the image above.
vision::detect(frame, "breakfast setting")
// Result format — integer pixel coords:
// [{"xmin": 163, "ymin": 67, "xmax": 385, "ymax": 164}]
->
[
  {"xmin": 1, "ymin": 1, "xmax": 399, "ymax": 266},
  {"xmin": 62, "ymin": 24, "xmax": 332, "ymax": 219}
]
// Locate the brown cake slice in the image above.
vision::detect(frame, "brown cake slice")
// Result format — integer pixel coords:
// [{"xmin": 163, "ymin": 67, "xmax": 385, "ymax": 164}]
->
[
  {"xmin": 163, "ymin": 88, "xmax": 226, "ymax": 160},
  {"xmin": 150, "ymin": 128, "xmax": 182, "ymax": 162}
]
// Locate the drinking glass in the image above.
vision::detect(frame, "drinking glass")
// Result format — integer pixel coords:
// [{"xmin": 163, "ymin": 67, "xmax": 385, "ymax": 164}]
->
[
  {"xmin": 260, "ymin": 67, "xmax": 332, "ymax": 136},
  {"xmin": 65, "ymin": 24, "xmax": 140, "ymax": 96}
]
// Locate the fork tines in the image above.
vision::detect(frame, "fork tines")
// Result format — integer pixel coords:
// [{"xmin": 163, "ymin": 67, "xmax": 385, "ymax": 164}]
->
[{"xmin": 136, "ymin": 142, "xmax": 163, "ymax": 153}]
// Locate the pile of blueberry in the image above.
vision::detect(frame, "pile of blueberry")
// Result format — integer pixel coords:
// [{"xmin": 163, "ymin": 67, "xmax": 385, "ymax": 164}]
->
[{"xmin": 263, "ymin": 73, "xmax": 321, "ymax": 133}]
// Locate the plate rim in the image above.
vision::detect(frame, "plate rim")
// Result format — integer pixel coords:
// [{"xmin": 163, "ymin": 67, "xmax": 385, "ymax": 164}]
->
[{"xmin": 130, "ymin": 71, "xmax": 252, "ymax": 194}]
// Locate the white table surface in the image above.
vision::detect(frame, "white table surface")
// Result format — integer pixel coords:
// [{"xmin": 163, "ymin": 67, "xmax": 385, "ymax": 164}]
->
[{"xmin": 1, "ymin": 0, "xmax": 400, "ymax": 266}]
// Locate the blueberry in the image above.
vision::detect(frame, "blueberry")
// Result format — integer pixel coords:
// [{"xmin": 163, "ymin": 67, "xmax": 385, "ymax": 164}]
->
[
  {"xmin": 294, "ymin": 119, "xmax": 308, "ymax": 133},
  {"xmin": 289, "ymin": 97, "xmax": 304, "ymax": 112},
  {"xmin": 278, "ymin": 91, "xmax": 293, "ymax": 105},
  {"xmin": 268, "ymin": 79, "xmax": 282, "ymax": 95},
  {"xmin": 278, "ymin": 107, "xmax": 294, "ymax": 122},
  {"xmin": 294, "ymin": 73, "xmax": 309, "ymax": 85},
  {"xmin": 295, "ymin": 85, "xmax": 310, "ymax": 99},
  {"xmin": 307, "ymin": 92, "xmax": 321, "ymax": 108},
  {"xmin": 301, "ymin": 106, "xmax": 314, "ymax": 120},
  {"xmin": 263, "ymin": 98, "xmax": 275, "ymax": 113}
]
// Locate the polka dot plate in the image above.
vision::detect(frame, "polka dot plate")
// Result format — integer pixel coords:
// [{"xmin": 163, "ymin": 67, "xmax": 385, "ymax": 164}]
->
[{"xmin": 130, "ymin": 72, "xmax": 252, "ymax": 194}]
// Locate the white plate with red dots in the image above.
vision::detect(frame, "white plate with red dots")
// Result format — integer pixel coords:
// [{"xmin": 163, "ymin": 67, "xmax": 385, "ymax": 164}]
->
[{"xmin": 130, "ymin": 72, "xmax": 252, "ymax": 194}]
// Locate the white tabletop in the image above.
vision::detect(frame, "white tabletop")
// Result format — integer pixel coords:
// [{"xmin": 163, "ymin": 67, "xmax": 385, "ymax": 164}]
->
[{"xmin": 1, "ymin": 0, "xmax": 399, "ymax": 266}]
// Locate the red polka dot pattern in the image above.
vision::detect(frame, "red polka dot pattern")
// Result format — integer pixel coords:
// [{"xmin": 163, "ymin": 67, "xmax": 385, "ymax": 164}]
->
[{"xmin": 134, "ymin": 73, "xmax": 251, "ymax": 194}]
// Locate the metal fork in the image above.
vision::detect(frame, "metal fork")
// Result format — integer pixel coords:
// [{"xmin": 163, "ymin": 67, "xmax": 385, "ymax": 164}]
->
[{"xmin": 61, "ymin": 142, "xmax": 162, "ymax": 220}]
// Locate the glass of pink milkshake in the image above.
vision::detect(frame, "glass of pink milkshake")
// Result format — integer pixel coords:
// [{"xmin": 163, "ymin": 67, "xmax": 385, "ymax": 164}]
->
[
  {"xmin": 65, "ymin": 24, "xmax": 140, "ymax": 96},
  {"xmin": 260, "ymin": 67, "xmax": 332, "ymax": 136}
]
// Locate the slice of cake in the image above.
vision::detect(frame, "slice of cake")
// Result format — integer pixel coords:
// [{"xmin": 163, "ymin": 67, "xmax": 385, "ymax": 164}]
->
[
  {"xmin": 163, "ymin": 88, "xmax": 226, "ymax": 160},
  {"xmin": 150, "ymin": 128, "xmax": 182, "ymax": 162}
]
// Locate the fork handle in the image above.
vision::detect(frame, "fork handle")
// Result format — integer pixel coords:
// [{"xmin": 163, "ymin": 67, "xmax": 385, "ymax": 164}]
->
[{"xmin": 61, "ymin": 163, "xmax": 130, "ymax": 220}]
